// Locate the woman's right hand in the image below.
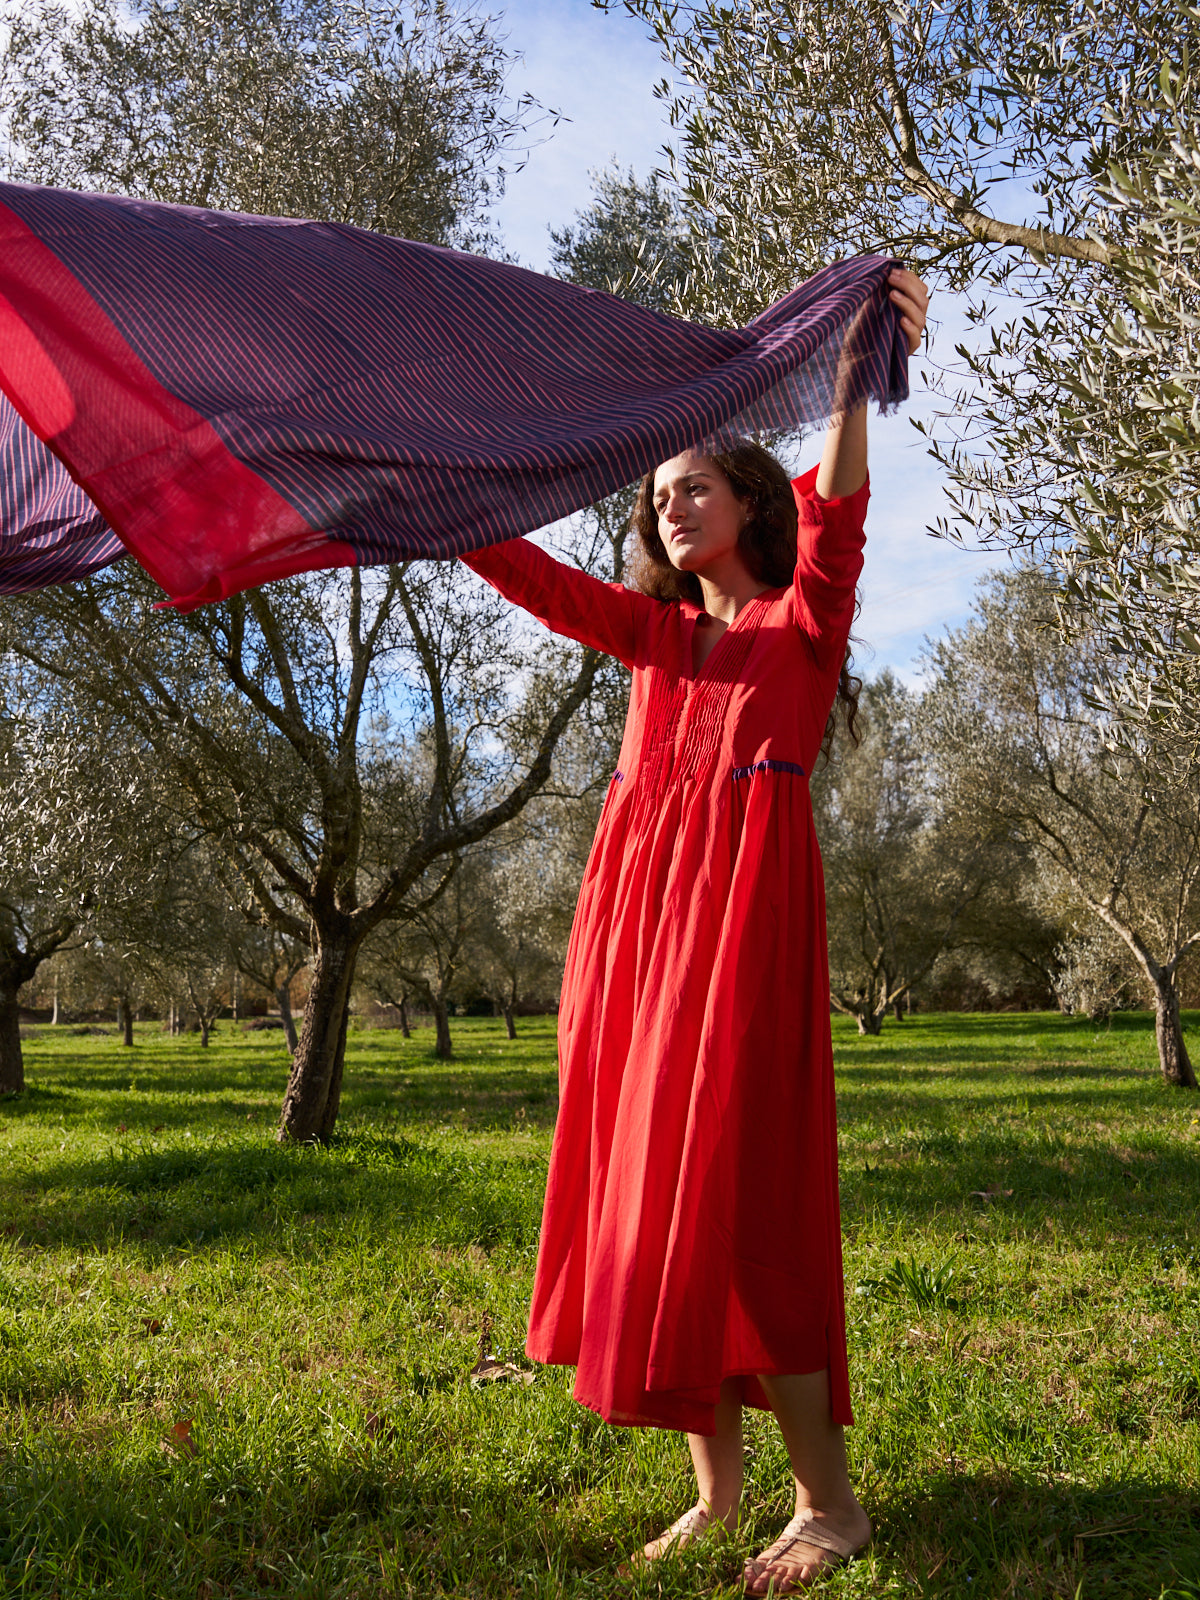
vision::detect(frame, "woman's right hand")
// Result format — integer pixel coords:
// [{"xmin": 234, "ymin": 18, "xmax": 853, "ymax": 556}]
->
[{"xmin": 888, "ymin": 266, "xmax": 930, "ymax": 355}]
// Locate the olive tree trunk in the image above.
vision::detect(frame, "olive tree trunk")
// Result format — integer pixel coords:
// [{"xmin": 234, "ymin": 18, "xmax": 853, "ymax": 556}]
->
[
  {"xmin": 278, "ymin": 934, "xmax": 360, "ymax": 1142},
  {"xmin": 1150, "ymin": 972, "xmax": 1198, "ymax": 1089},
  {"xmin": 833, "ymin": 981, "xmax": 895, "ymax": 1037},
  {"xmin": 0, "ymin": 980, "xmax": 23, "ymax": 1095},
  {"xmin": 433, "ymin": 996, "xmax": 454, "ymax": 1060},
  {"xmin": 0, "ymin": 932, "xmax": 74, "ymax": 1093},
  {"xmin": 1117, "ymin": 931, "xmax": 1200, "ymax": 1091},
  {"xmin": 276, "ymin": 982, "xmax": 299, "ymax": 1054},
  {"xmin": 117, "ymin": 992, "xmax": 134, "ymax": 1047}
]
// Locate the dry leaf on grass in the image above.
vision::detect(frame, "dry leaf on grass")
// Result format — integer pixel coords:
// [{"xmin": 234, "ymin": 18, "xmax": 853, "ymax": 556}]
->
[
  {"xmin": 141, "ymin": 1317, "xmax": 162, "ymax": 1336},
  {"xmin": 468, "ymin": 1357, "xmax": 535, "ymax": 1388},
  {"xmin": 970, "ymin": 1184, "xmax": 1013, "ymax": 1202},
  {"xmin": 468, "ymin": 1314, "xmax": 535, "ymax": 1386},
  {"xmin": 162, "ymin": 1418, "xmax": 197, "ymax": 1457}
]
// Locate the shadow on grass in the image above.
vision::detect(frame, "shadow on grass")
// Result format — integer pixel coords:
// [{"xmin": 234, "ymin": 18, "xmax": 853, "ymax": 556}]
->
[
  {"xmin": 833, "ymin": 1007, "xmax": 1183, "ymax": 1066},
  {"xmin": 836, "ymin": 1060, "xmax": 1156, "ymax": 1084},
  {"xmin": 1, "ymin": 1438, "xmax": 1196, "ymax": 1600},
  {"xmin": 10, "ymin": 1019, "xmax": 1199, "ymax": 1258},
  {"xmin": 16, "ymin": 1057, "xmax": 559, "ymax": 1134},
  {"xmin": 869, "ymin": 1468, "xmax": 1200, "ymax": 1598},
  {"xmin": 841, "ymin": 1133, "xmax": 1200, "ymax": 1247},
  {"xmin": 2, "ymin": 1131, "xmax": 546, "ymax": 1256},
  {"xmin": 10, "ymin": 1118, "xmax": 1200, "ymax": 1262},
  {"xmin": 841, "ymin": 1010, "xmax": 1192, "ymax": 1040},
  {"xmin": 0, "ymin": 1083, "xmax": 82, "ymax": 1114},
  {"xmin": 835, "ymin": 1087, "xmax": 1192, "ymax": 1139}
]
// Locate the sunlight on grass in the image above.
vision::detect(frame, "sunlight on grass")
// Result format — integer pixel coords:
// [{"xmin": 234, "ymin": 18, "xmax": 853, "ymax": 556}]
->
[{"xmin": 0, "ymin": 1012, "xmax": 1198, "ymax": 1597}]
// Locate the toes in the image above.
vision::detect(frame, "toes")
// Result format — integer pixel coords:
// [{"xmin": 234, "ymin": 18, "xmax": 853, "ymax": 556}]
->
[
  {"xmin": 629, "ymin": 1504, "xmax": 714, "ymax": 1567},
  {"xmin": 742, "ymin": 1545, "xmax": 826, "ymax": 1595}
]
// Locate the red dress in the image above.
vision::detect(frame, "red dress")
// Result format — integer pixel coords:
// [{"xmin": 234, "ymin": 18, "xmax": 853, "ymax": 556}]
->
[{"xmin": 463, "ymin": 466, "xmax": 868, "ymax": 1435}]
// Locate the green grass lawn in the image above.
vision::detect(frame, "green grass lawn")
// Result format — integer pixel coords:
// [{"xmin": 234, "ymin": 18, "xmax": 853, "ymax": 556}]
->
[{"xmin": 1, "ymin": 1011, "xmax": 1199, "ymax": 1599}]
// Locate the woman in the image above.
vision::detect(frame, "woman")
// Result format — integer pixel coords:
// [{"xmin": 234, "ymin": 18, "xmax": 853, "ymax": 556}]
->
[{"xmin": 463, "ymin": 267, "xmax": 929, "ymax": 1593}]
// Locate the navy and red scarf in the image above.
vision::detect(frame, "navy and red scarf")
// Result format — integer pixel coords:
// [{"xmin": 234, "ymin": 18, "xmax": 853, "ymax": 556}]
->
[{"xmin": 0, "ymin": 182, "xmax": 908, "ymax": 609}]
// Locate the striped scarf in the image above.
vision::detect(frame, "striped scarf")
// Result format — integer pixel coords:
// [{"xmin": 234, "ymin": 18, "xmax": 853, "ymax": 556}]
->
[{"xmin": 0, "ymin": 183, "xmax": 907, "ymax": 609}]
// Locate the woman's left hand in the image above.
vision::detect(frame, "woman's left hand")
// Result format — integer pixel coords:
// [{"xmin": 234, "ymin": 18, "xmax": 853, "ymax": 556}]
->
[{"xmin": 888, "ymin": 267, "xmax": 930, "ymax": 355}]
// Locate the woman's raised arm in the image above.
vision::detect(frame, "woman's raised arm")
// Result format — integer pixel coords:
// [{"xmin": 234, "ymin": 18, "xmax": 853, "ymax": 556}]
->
[
  {"xmin": 790, "ymin": 468, "xmax": 870, "ymax": 667},
  {"xmin": 461, "ymin": 538, "xmax": 653, "ymax": 669},
  {"xmin": 815, "ymin": 267, "xmax": 928, "ymax": 501}
]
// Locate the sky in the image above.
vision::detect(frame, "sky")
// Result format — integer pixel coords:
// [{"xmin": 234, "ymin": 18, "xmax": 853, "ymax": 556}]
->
[{"xmin": 487, "ymin": 0, "xmax": 997, "ymax": 680}]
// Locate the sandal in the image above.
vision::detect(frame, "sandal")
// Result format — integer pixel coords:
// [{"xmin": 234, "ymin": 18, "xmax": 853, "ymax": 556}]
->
[
  {"xmin": 743, "ymin": 1511, "xmax": 868, "ymax": 1594},
  {"xmin": 620, "ymin": 1504, "xmax": 727, "ymax": 1575}
]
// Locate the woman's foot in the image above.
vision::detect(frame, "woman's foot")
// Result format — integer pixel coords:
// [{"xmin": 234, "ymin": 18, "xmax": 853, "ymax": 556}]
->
[
  {"xmin": 621, "ymin": 1502, "xmax": 733, "ymax": 1574},
  {"xmin": 742, "ymin": 1503, "xmax": 871, "ymax": 1594}
]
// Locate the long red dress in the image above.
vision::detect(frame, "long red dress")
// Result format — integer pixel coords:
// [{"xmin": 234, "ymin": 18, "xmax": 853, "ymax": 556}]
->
[{"xmin": 462, "ymin": 465, "xmax": 868, "ymax": 1435}]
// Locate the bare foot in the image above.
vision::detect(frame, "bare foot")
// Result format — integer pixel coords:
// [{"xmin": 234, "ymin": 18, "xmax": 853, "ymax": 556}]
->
[{"xmin": 743, "ymin": 1504, "xmax": 871, "ymax": 1594}]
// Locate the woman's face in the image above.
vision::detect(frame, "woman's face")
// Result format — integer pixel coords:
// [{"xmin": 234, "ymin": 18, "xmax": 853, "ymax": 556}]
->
[{"xmin": 652, "ymin": 451, "xmax": 747, "ymax": 576}]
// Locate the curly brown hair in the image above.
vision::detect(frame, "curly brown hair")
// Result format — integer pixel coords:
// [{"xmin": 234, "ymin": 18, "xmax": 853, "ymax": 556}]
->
[{"xmin": 628, "ymin": 437, "xmax": 861, "ymax": 758}]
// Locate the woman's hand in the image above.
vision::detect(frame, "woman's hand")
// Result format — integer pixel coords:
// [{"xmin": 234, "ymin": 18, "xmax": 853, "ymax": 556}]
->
[
  {"xmin": 817, "ymin": 265, "xmax": 932, "ymax": 499},
  {"xmin": 888, "ymin": 266, "xmax": 930, "ymax": 355}
]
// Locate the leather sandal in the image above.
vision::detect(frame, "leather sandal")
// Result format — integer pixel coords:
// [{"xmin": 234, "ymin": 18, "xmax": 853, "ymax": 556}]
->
[
  {"xmin": 620, "ymin": 1504, "xmax": 727, "ymax": 1576},
  {"xmin": 743, "ymin": 1512, "xmax": 867, "ymax": 1593}
]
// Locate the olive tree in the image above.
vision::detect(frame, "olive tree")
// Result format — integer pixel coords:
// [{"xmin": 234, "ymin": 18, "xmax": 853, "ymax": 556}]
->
[
  {"xmin": 812, "ymin": 671, "xmax": 1003, "ymax": 1033},
  {"xmin": 598, "ymin": 2, "xmax": 1200, "ymax": 753},
  {"xmin": 3, "ymin": 560, "xmax": 602, "ymax": 1137},
  {"xmin": 922, "ymin": 16, "xmax": 1200, "ymax": 745},
  {"xmin": 234, "ymin": 922, "xmax": 308, "ymax": 1052},
  {"xmin": 359, "ymin": 851, "xmax": 479, "ymax": 1059},
  {"xmin": 0, "ymin": 0, "xmax": 601, "ymax": 1138},
  {"xmin": 548, "ymin": 165, "xmax": 692, "ymax": 311},
  {"xmin": 0, "ymin": 691, "xmax": 152, "ymax": 1091},
  {"xmin": 924, "ymin": 569, "xmax": 1200, "ymax": 1088},
  {"xmin": 1052, "ymin": 928, "xmax": 1137, "ymax": 1024},
  {"xmin": 1, "ymin": 0, "xmax": 536, "ymax": 247},
  {"xmin": 464, "ymin": 831, "xmax": 579, "ymax": 1035},
  {"xmin": 600, "ymin": 0, "xmax": 1173, "ymax": 318}
]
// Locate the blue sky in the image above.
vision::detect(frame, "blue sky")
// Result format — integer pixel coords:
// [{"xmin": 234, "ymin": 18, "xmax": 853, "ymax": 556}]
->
[{"xmin": 488, "ymin": 0, "xmax": 995, "ymax": 680}]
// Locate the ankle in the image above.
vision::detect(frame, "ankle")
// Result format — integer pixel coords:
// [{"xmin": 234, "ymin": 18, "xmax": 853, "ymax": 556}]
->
[
  {"xmin": 792, "ymin": 1487, "xmax": 864, "ymax": 1521},
  {"xmin": 698, "ymin": 1487, "xmax": 742, "ymax": 1529}
]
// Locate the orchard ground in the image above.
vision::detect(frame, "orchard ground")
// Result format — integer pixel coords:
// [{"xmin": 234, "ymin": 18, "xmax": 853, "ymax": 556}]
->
[{"xmin": 1, "ymin": 1013, "xmax": 1199, "ymax": 1599}]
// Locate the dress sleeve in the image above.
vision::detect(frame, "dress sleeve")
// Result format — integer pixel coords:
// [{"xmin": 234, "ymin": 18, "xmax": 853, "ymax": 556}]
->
[
  {"xmin": 460, "ymin": 538, "xmax": 647, "ymax": 669},
  {"xmin": 789, "ymin": 465, "xmax": 870, "ymax": 670}
]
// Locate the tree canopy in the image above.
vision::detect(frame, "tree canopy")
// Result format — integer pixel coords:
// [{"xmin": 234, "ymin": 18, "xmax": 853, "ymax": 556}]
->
[
  {"xmin": 923, "ymin": 568, "xmax": 1200, "ymax": 1087},
  {"xmin": 0, "ymin": 0, "xmax": 605, "ymax": 1137},
  {"xmin": 2, "ymin": 0, "xmax": 538, "ymax": 246},
  {"xmin": 599, "ymin": 0, "xmax": 1200, "ymax": 755}
]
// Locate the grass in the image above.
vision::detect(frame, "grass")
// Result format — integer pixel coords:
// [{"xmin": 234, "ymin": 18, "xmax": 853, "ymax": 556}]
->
[{"xmin": 0, "ymin": 1010, "xmax": 1198, "ymax": 1598}]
